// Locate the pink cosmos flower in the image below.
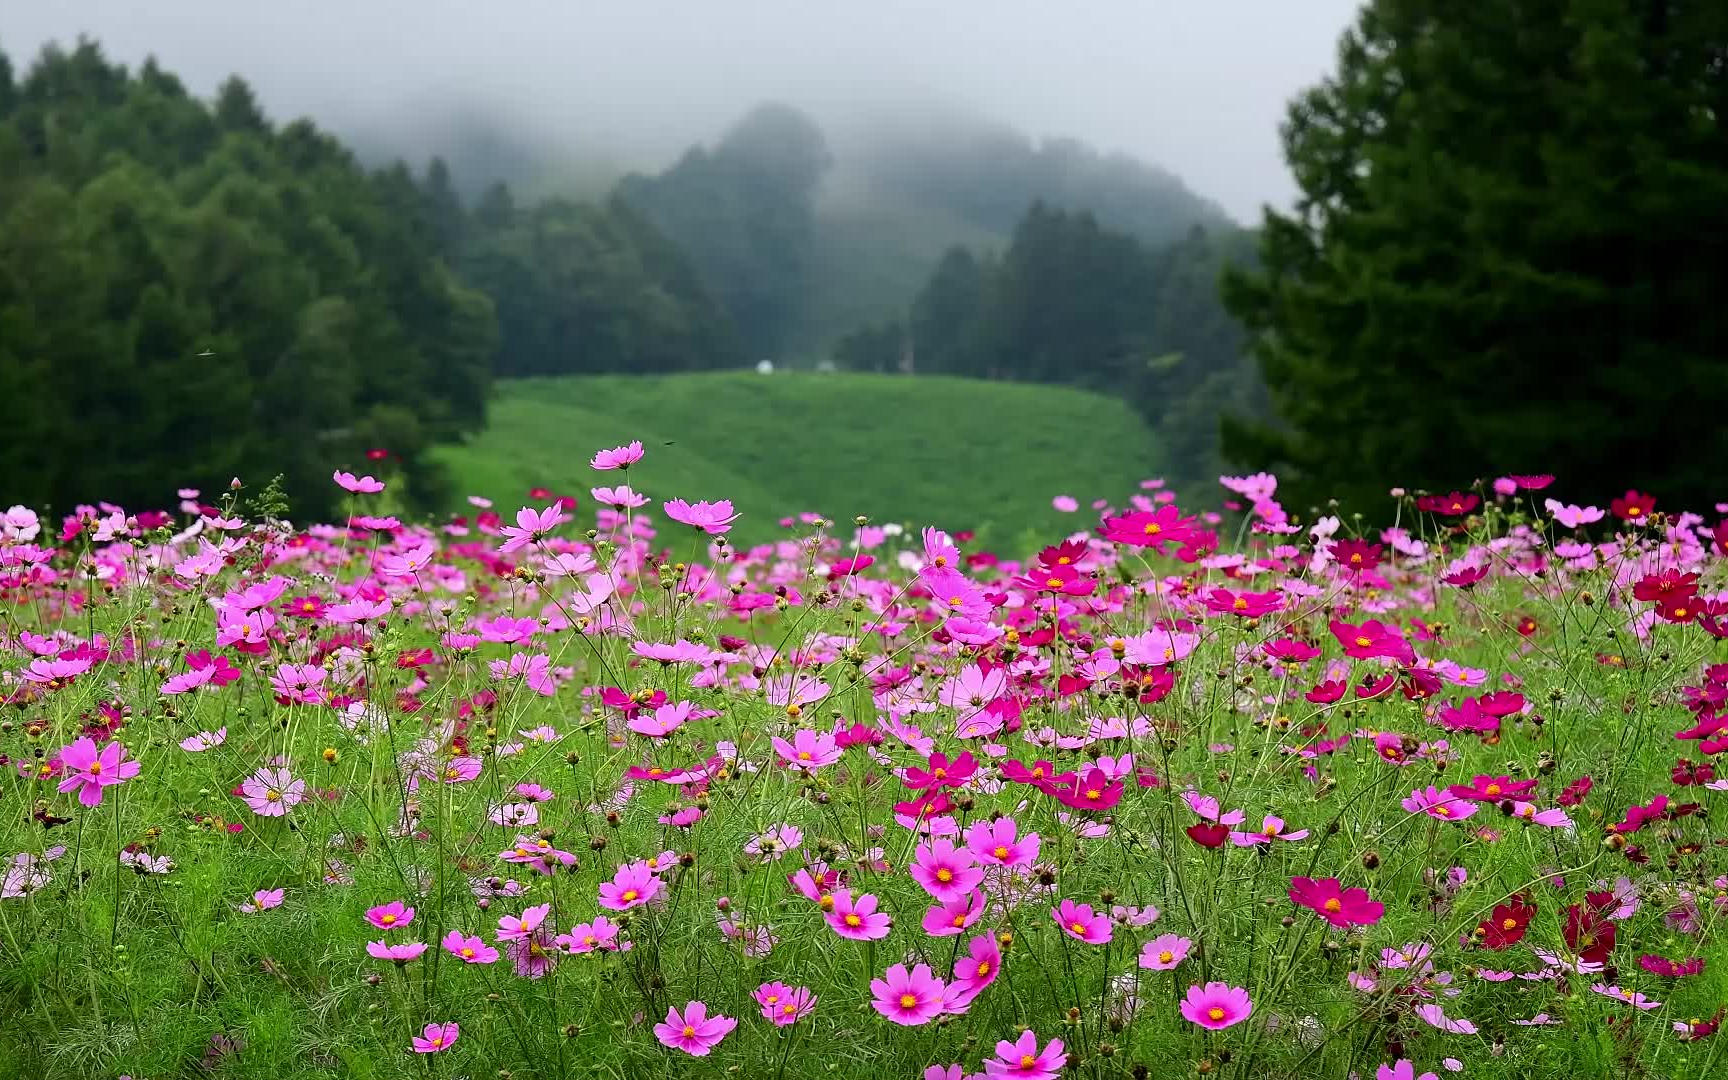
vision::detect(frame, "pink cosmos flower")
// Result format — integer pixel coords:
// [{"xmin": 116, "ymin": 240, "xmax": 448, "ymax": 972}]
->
[
  {"xmin": 1401, "ymin": 785, "xmax": 1479, "ymax": 822},
  {"xmin": 1639, "ymin": 954, "xmax": 1705, "ymax": 977},
  {"xmin": 506, "ymin": 928, "xmax": 558, "ymax": 978},
  {"xmin": 754, "ymin": 981, "xmax": 817, "ymax": 1026},
  {"xmin": 663, "ymin": 498, "xmax": 741, "ymax": 535},
  {"xmin": 771, "ymin": 728, "xmax": 841, "ymax": 771},
  {"xmin": 590, "ymin": 441, "xmax": 644, "ymax": 471},
  {"xmin": 365, "ymin": 901, "xmax": 414, "ymax": 930},
  {"xmin": 628, "ymin": 700, "xmax": 696, "ymax": 738},
  {"xmin": 557, "ymin": 915, "xmax": 628, "ymax": 954},
  {"xmin": 441, "ymin": 930, "xmax": 498, "ymax": 964},
  {"xmin": 1229, "ymin": 814, "xmax": 1310, "ymax": 846},
  {"xmin": 870, "ymin": 962, "xmax": 948, "ymax": 1026},
  {"xmin": 239, "ymin": 888, "xmax": 284, "ymax": 914},
  {"xmin": 984, "ymin": 1030, "xmax": 1065, "ymax": 1080},
  {"xmin": 1139, "ymin": 934, "xmax": 1192, "ymax": 970},
  {"xmin": 240, "ymin": 766, "xmax": 305, "ymax": 817},
  {"xmin": 654, "ymin": 1000, "xmax": 735, "ymax": 1056},
  {"xmin": 826, "ymin": 889, "xmax": 892, "ymax": 940},
  {"xmin": 496, "ymin": 903, "xmax": 551, "ymax": 942},
  {"xmin": 965, "ymin": 817, "xmax": 1040, "ymax": 868},
  {"xmin": 598, "ymin": 862, "xmax": 662, "ymax": 911},
  {"xmin": 55, "ymin": 737, "xmax": 141, "ymax": 808},
  {"xmin": 948, "ymin": 933, "xmax": 1001, "ymax": 1007},
  {"xmin": 498, "ymin": 504, "xmax": 568, "ymax": 554},
  {"xmin": 411, "ymin": 1021, "xmax": 458, "ymax": 1054},
  {"xmin": 1412, "ymin": 1003, "xmax": 1477, "ymax": 1034},
  {"xmin": 269, "ymin": 663, "xmax": 327, "ymax": 705},
  {"xmin": 592, "ymin": 484, "xmax": 649, "ymax": 508},
  {"xmin": 1180, "ymin": 982, "xmax": 1252, "ymax": 1030},
  {"xmin": 1377, "ymin": 1063, "xmax": 1439, "ymax": 1080},
  {"xmin": 1592, "ymin": 984, "xmax": 1663, "ymax": 1009},
  {"xmin": 366, "ymin": 940, "xmax": 427, "ymax": 964},
  {"xmin": 178, "ymin": 728, "xmax": 226, "ymax": 752},
  {"xmin": 1290, "ymin": 877, "xmax": 1386, "ymax": 928},
  {"xmin": 489, "ymin": 651, "xmax": 556, "ymax": 696},
  {"xmin": 910, "ymin": 839, "xmax": 984, "ymax": 902},
  {"xmin": 923, "ymin": 890, "xmax": 987, "ymax": 936},
  {"xmin": 1052, "ymin": 899, "xmax": 1113, "ymax": 944},
  {"xmin": 333, "ymin": 470, "xmax": 385, "ymax": 494},
  {"xmin": 1544, "ymin": 499, "xmax": 1604, "ymax": 528}
]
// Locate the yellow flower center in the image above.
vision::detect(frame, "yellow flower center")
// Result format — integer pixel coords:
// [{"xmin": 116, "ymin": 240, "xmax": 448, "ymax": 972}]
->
[
  {"xmin": 1323, "ymin": 898, "xmax": 1343, "ymax": 913},
  {"xmin": 1070, "ymin": 921, "xmax": 1087, "ymax": 935},
  {"xmin": 798, "ymin": 751, "xmax": 811, "ymax": 760},
  {"xmin": 1046, "ymin": 577, "xmax": 1064, "ymax": 588},
  {"xmin": 265, "ymin": 789, "xmax": 281, "ymax": 802},
  {"xmin": 1158, "ymin": 950, "xmax": 1174, "ymax": 963},
  {"xmin": 936, "ymin": 868, "xmax": 953, "ymax": 882},
  {"xmin": 782, "ymin": 1003, "xmax": 796, "ymax": 1015},
  {"xmin": 1485, "ymin": 784, "xmax": 1501, "ymax": 796},
  {"xmin": 1021, "ymin": 1055, "xmax": 1037, "ymax": 1068},
  {"xmin": 993, "ymin": 845, "xmax": 1010, "ymax": 859},
  {"xmin": 845, "ymin": 914, "xmax": 862, "ymax": 927},
  {"xmin": 1208, "ymin": 1007, "xmax": 1226, "ymax": 1021},
  {"xmin": 1263, "ymin": 824, "xmax": 1279, "ymax": 836},
  {"xmin": 1502, "ymin": 917, "xmax": 1518, "ymax": 930},
  {"xmin": 1233, "ymin": 597, "xmax": 1248, "ymax": 610},
  {"xmin": 1354, "ymin": 635, "xmax": 1372, "ymax": 647},
  {"xmin": 682, "ymin": 1024, "xmax": 696, "ymax": 1037},
  {"xmin": 977, "ymin": 961, "xmax": 991, "ymax": 977},
  {"xmin": 900, "ymin": 993, "xmax": 918, "ymax": 1009},
  {"xmin": 1144, "ymin": 523, "xmax": 1162, "ymax": 535},
  {"xmin": 461, "ymin": 947, "xmax": 474, "ymax": 958},
  {"xmin": 380, "ymin": 914, "xmax": 396, "ymax": 925},
  {"xmin": 818, "ymin": 895, "xmax": 835, "ymax": 911},
  {"xmin": 1434, "ymin": 805, "xmax": 1451, "ymax": 817},
  {"xmin": 933, "ymin": 767, "xmax": 947, "ymax": 779},
  {"xmin": 621, "ymin": 889, "xmax": 638, "ymax": 902},
  {"xmin": 430, "ymin": 1036, "xmax": 443, "ymax": 1048},
  {"xmin": 1627, "ymin": 507, "xmax": 1642, "ymax": 517},
  {"xmin": 1085, "ymin": 789, "xmax": 1101, "ymax": 801},
  {"xmin": 88, "ymin": 761, "xmax": 104, "ymax": 775}
]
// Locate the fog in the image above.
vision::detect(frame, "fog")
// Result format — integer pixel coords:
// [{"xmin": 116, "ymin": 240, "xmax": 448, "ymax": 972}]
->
[{"xmin": 2, "ymin": 0, "xmax": 1364, "ymax": 220}]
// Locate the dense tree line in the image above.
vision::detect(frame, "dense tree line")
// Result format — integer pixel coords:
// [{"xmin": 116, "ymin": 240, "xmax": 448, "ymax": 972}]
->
[
  {"xmin": 1225, "ymin": 0, "xmax": 1728, "ymax": 513},
  {"xmin": 831, "ymin": 206, "xmax": 1264, "ymax": 489},
  {"xmin": 617, "ymin": 104, "xmax": 832, "ymax": 361},
  {"xmin": 0, "ymin": 40, "xmax": 744, "ymax": 516},
  {"xmin": 0, "ymin": 40, "xmax": 496, "ymax": 516}
]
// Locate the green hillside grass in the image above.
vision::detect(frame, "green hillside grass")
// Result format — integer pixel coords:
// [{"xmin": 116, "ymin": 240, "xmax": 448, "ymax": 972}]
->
[{"xmin": 432, "ymin": 372, "xmax": 1163, "ymax": 547}]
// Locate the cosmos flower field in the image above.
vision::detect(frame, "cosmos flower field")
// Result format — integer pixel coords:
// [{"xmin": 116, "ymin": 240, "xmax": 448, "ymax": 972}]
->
[{"xmin": 3, "ymin": 452, "xmax": 1726, "ymax": 1080}]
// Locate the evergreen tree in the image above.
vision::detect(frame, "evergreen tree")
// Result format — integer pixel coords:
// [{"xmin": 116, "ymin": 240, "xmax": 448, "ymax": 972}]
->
[{"xmin": 1224, "ymin": 1, "xmax": 1728, "ymax": 512}]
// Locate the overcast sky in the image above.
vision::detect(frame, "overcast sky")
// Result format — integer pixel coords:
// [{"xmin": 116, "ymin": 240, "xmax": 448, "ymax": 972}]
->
[{"xmin": 3, "ymin": 0, "xmax": 1364, "ymax": 220}]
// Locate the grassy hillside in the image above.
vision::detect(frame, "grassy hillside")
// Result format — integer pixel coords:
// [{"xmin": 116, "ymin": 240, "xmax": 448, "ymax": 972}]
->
[{"xmin": 432, "ymin": 372, "xmax": 1163, "ymax": 547}]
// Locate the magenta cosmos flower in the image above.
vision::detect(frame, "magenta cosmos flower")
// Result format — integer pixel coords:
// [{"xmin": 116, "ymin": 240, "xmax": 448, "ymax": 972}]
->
[
  {"xmin": 948, "ymin": 933, "xmax": 1001, "ymax": 1007},
  {"xmin": 984, "ymin": 1030, "xmax": 1066, "ymax": 1080},
  {"xmin": 497, "ymin": 902, "xmax": 551, "ymax": 942},
  {"xmin": 754, "ymin": 981, "xmax": 817, "ymax": 1025},
  {"xmin": 366, "ymin": 940, "xmax": 427, "ymax": 964},
  {"xmin": 56, "ymin": 737, "xmax": 141, "ymax": 807},
  {"xmin": 825, "ymin": 889, "xmax": 892, "ymax": 940},
  {"xmin": 910, "ymin": 838, "xmax": 984, "ymax": 902},
  {"xmin": 663, "ymin": 498, "xmax": 740, "ymax": 535},
  {"xmin": 497, "ymin": 504, "xmax": 568, "ymax": 554},
  {"xmin": 1401, "ymin": 785, "xmax": 1479, "ymax": 822},
  {"xmin": 870, "ymin": 962, "xmax": 948, "ymax": 1026},
  {"xmin": 240, "ymin": 766, "xmax": 305, "ymax": 817},
  {"xmin": 333, "ymin": 470, "xmax": 385, "ymax": 494},
  {"xmin": 1180, "ymin": 982, "xmax": 1252, "ymax": 1030},
  {"xmin": 590, "ymin": 441, "xmax": 644, "ymax": 471},
  {"xmin": 411, "ymin": 1021, "xmax": 458, "ymax": 1054},
  {"xmin": 1289, "ymin": 877, "xmax": 1386, "ymax": 928},
  {"xmin": 1139, "ymin": 933, "xmax": 1192, "ymax": 970},
  {"xmin": 365, "ymin": 901, "xmax": 414, "ymax": 930},
  {"xmin": 771, "ymin": 728, "xmax": 841, "ymax": 771},
  {"xmin": 598, "ymin": 862, "xmax": 662, "ymax": 911},
  {"xmin": 965, "ymin": 817, "xmax": 1040, "ymax": 868},
  {"xmin": 441, "ymin": 930, "xmax": 498, "ymax": 964},
  {"xmin": 654, "ymin": 1000, "xmax": 736, "ymax": 1056},
  {"xmin": 1052, "ymin": 899, "xmax": 1113, "ymax": 944}
]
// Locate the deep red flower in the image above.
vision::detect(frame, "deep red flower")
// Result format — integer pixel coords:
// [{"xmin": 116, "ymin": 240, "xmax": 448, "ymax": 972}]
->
[
  {"xmin": 999, "ymin": 759, "xmax": 1061, "ymax": 793},
  {"xmin": 1609, "ymin": 490, "xmax": 1656, "ymax": 522},
  {"xmin": 365, "ymin": 447, "xmax": 390, "ymax": 461},
  {"xmin": 1450, "ymin": 774, "xmax": 1538, "ymax": 802},
  {"xmin": 1610, "ymin": 794, "xmax": 1668, "ymax": 834},
  {"xmin": 1557, "ymin": 775, "xmax": 1593, "ymax": 807},
  {"xmin": 1100, "ymin": 505, "xmax": 1198, "ymax": 550},
  {"xmin": 1477, "ymin": 897, "xmax": 1536, "ymax": 949},
  {"xmin": 1417, "ymin": 491, "xmax": 1479, "ymax": 516},
  {"xmin": 1515, "ymin": 615, "xmax": 1539, "ymax": 637},
  {"xmin": 1508, "ymin": 474, "xmax": 1554, "ymax": 490},
  {"xmin": 1564, "ymin": 904, "xmax": 1616, "ymax": 964},
  {"xmin": 1185, "ymin": 823, "xmax": 1228, "ymax": 849},
  {"xmin": 1632, "ymin": 569, "xmax": 1699, "ymax": 605},
  {"xmin": 1442, "ymin": 564, "xmax": 1489, "ymax": 589},
  {"xmin": 1305, "ymin": 680, "xmax": 1347, "ymax": 704},
  {"xmin": 1036, "ymin": 540, "xmax": 1089, "ymax": 571},
  {"xmin": 1328, "ymin": 538, "xmax": 1383, "ymax": 572}
]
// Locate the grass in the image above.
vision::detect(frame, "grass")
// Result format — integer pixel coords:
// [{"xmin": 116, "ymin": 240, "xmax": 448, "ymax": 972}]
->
[{"xmin": 432, "ymin": 371, "xmax": 1164, "ymax": 546}]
